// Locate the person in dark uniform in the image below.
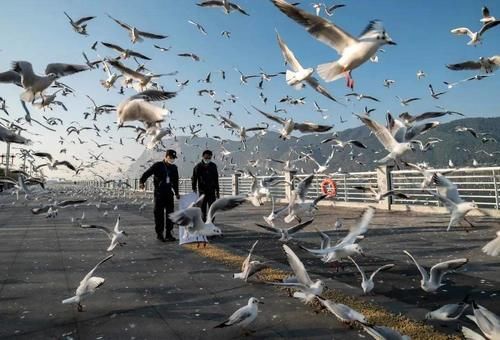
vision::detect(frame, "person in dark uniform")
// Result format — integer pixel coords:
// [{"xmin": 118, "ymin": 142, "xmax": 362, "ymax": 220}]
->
[
  {"xmin": 191, "ymin": 150, "xmax": 220, "ymax": 221},
  {"xmin": 139, "ymin": 149, "xmax": 180, "ymax": 242}
]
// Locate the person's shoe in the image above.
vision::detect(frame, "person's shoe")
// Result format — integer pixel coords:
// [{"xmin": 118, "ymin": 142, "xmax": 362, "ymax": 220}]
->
[
  {"xmin": 165, "ymin": 234, "xmax": 176, "ymax": 242},
  {"xmin": 157, "ymin": 235, "xmax": 166, "ymax": 242}
]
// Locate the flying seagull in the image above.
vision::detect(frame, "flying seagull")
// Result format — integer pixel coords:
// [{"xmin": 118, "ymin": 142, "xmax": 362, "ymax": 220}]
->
[
  {"xmin": 348, "ymin": 257, "xmax": 395, "ymax": 294},
  {"xmin": 197, "ymin": 1, "xmax": 250, "ymax": 16},
  {"xmin": 107, "ymin": 14, "xmax": 168, "ymax": 43},
  {"xmin": 255, "ymin": 219, "xmax": 314, "ymax": 242},
  {"xmin": 117, "ymin": 89, "xmax": 176, "ymax": 127},
  {"xmin": 403, "ymin": 250, "xmax": 468, "ymax": 293},
  {"xmin": 63, "ymin": 12, "xmax": 96, "ymax": 35},
  {"xmin": 80, "ymin": 215, "xmax": 127, "ymax": 251},
  {"xmin": 233, "ymin": 240, "xmax": 269, "ymax": 281},
  {"xmin": 62, "ymin": 254, "xmax": 114, "ymax": 311},
  {"xmin": 447, "ymin": 55, "xmax": 500, "ymax": 73},
  {"xmin": 276, "ymin": 32, "xmax": 340, "ymax": 103},
  {"xmin": 271, "ymin": 0, "xmax": 396, "ymax": 88}
]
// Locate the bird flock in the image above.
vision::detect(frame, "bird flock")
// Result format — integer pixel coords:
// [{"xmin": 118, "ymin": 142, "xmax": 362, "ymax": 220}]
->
[{"xmin": 0, "ymin": 1, "xmax": 499, "ymax": 339}]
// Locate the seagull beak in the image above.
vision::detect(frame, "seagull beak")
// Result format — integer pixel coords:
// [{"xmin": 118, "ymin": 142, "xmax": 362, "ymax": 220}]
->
[
  {"xmin": 387, "ymin": 40, "xmax": 397, "ymax": 45},
  {"xmin": 258, "ymin": 301, "xmax": 265, "ymax": 305}
]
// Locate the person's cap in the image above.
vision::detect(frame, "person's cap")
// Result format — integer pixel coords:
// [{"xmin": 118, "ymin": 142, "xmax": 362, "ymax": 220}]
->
[
  {"xmin": 202, "ymin": 150, "xmax": 213, "ymax": 156},
  {"xmin": 165, "ymin": 149, "xmax": 177, "ymax": 158}
]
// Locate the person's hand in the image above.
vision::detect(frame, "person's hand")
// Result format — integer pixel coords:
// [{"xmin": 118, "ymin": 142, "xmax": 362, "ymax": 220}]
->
[
  {"xmin": 139, "ymin": 183, "xmax": 145, "ymax": 190},
  {"xmin": 176, "ymin": 194, "xmax": 180, "ymax": 200}
]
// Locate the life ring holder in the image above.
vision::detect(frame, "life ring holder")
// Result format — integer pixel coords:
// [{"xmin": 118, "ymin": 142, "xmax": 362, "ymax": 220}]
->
[{"xmin": 320, "ymin": 178, "xmax": 337, "ymax": 198}]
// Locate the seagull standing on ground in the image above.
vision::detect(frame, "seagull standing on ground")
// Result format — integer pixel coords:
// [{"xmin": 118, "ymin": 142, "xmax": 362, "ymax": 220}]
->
[{"xmin": 214, "ymin": 297, "xmax": 262, "ymax": 334}]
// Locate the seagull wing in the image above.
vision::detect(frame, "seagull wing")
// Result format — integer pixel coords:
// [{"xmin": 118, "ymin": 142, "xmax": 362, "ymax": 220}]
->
[
  {"xmin": 295, "ymin": 174, "xmax": 314, "ymax": 201},
  {"xmin": 432, "ymin": 173, "xmax": 462, "ymax": 204},
  {"xmin": 74, "ymin": 16, "xmax": 96, "ymax": 26},
  {"xmin": 252, "ymin": 105, "xmax": 286, "ymax": 125},
  {"xmin": 107, "ymin": 14, "xmax": 132, "ymax": 32},
  {"xmin": 81, "ymin": 254, "xmax": 113, "ymax": 285},
  {"xmin": 359, "ymin": 115, "xmax": 398, "ymax": 152},
  {"xmin": 0, "ymin": 70, "xmax": 22, "ymax": 86},
  {"xmin": 255, "ymin": 223, "xmax": 280, "ymax": 234},
  {"xmin": 206, "ymin": 196, "xmax": 247, "ymax": 223},
  {"xmin": 80, "ymin": 224, "xmax": 113, "ymax": 239},
  {"xmin": 305, "ymin": 77, "xmax": 340, "ymax": 103},
  {"xmin": 136, "ymin": 29, "xmax": 168, "ymax": 39},
  {"xmin": 101, "ymin": 42, "xmax": 126, "ymax": 53},
  {"xmin": 369, "ymin": 263, "xmax": 395, "ymax": 281},
  {"xmin": 272, "ymin": 0, "xmax": 357, "ymax": 55},
  {"xmin": 447, "ymin": 60, "xmax": 481, "ymax": 71},
  {"xmin": 287, "ymin": 219, "xmax": 314, "ymax": 234},
  {"xmin": 129, "ymin": 90, "xmax": 177, "ymax": 102},
  {"xmin": 478, "ymin": 20, "xmax": 500, "ymax": 37},
  {"xmin": 403, "ymin": 250, "xmax": 429, "ymax": 282},
  {"xmin": 283, "ymin": 244, "xmax": 313, "ymax": 286},
  {"xmin": 293, "ymin": 122, "xmax": 333, "ymax": 133},
  {"xmin": 276, "ymin": 31, "xmax": 303, "ymax": 71},
  {"xmin": 348, "ymin": 256, "xmax": 367, "ymax": 282},
  {"xmin": 336, "ymin": 206, "xmax": 374, "ymax": 247},
  {"xmin": 169, "ymin": 207, "xmax": 205, "ymax": 232},
  {"xmin": 429, "ymin": 258, "xmax": 468, "ymax": 287},
  {"xmin": 45, "ymin": 63, "xmax": 89, "ymax": 77}
]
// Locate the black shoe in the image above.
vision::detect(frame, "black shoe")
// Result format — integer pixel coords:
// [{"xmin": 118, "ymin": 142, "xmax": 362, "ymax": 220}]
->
[
  {"xmin": 157, "ymin": 235, "xmax": 166, "ymax": 242},
  {"xmin": 165, "ymin": 234, "xmax": 176, "ymax": 242}
]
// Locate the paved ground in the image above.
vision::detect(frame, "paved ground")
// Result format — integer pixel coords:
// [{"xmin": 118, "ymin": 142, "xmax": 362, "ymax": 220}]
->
[{"xmin": 0, "ymin": 188, "xmax": 499, "ymax": 339}]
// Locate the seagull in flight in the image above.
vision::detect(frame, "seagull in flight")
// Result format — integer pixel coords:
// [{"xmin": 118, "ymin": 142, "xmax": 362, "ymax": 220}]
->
[
  {"xmin": 63, "ymin": 12, "xmax": 96, "ymax": 35},
  {"xmin": 107, "ymin": 14, "xmax": 168, "ymax": 43},
  {"xmin": 255, "ymin": 219, "xmax": 314, "ymax": 242},
  {"xmin": 268, "ymin": 244, "xmax": 325, "ymax": 303},
  {"xmin": 272, "ymin": 0, "xmax": 396, "ymax": 89},
  {"xmin": 197, "ymin": 0, "xmax": 250, "ymax": 16},
  {"xmin": 62, "ymin": 254, "xmax": 114, "ymax": 311},
  {"xmin": 348, "ymin": 257, "xmax": 394, "ymax": 294},
  {"xmin": 403, "ymin": 250, "xmax": 468, "ymax": 293},
  {"xmin": 447, "ymin": 55, "xmax": 500, "ymax": 74},
  {"xmin": 80, "ymin": 215, "xmax": 127, "ymax": 251},
  {"xmin": 233, "ymin": 241, "xmax": 269, "ymax": 281}
]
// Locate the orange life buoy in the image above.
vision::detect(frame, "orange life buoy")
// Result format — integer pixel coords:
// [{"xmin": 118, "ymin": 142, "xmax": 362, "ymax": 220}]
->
[{"xmin": 320, "ymin": 178, "xmax": 337, "ymax": 197}]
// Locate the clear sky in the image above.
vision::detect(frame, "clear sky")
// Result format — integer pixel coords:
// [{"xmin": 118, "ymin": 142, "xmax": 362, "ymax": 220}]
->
[{"xmin": 0, "ymin": 0, "xmax": 499, "ymax": 179}]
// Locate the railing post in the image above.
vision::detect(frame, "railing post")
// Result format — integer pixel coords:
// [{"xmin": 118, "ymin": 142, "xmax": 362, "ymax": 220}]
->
[
  {"xmin": 232, "ymin": 173, "xmax": 241, "ymax": 196},
  {"xmin": 343, "ymin": 176, "xmax": 347, "ymax": 202},
  {"xmin": 284, "ymin": 170, "xmax": 297, "ymax": 203},
  {"xmin": 493, "ymin": 169, "xmax": 499, "ymax": 210},
  {"xmin": 376, "ymin": 165, "xmax": 393, "ymax": 210}
]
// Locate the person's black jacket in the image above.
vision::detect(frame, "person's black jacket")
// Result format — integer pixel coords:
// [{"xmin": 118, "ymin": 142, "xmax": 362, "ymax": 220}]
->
[
  {"xmin": 140, "ymin": 161, "xmax": 179, "ymax": 198},
  {"xmin": 191, "ymin": 161, "xmax": 219, "ymax": 195}
]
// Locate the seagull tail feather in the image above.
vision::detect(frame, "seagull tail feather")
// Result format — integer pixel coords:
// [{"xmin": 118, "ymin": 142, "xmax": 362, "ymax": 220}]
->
[
  {"xmin": 20, "ymin": 90, "xmax": 36, "ymax": 103},
  {"xmin": 317, "ymin": 61, "xmax": 345, "ymax": 82}
]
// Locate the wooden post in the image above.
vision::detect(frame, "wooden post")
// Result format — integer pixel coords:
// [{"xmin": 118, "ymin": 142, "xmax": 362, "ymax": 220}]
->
[{"xmin": 232, "ymin": 173, "xmax": 241, "ymax": 196}]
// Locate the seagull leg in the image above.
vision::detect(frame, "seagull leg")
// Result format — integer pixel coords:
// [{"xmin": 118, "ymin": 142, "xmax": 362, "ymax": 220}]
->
[
  {"xmin": 77, "ymin": 303, "xmax": 83, "ymax": 312},
  {"xmin": 344, "ymin": 71, "xmax": 354, "ymax": 90},
  {"xmin": 463, "ymin": 217, "xmax": 474, "ymax": 232}
]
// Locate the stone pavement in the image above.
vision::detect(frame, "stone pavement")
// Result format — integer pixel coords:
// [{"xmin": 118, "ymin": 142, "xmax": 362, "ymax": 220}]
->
[{"xmin": 0, "ymin": 192, "xmax": 499, "ymax": 339}]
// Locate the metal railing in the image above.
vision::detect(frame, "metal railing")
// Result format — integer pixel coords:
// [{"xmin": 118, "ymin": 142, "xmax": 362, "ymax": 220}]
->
[{"xmin": 75, "ymin": 165, "xmax": 500, "ymax": 211}]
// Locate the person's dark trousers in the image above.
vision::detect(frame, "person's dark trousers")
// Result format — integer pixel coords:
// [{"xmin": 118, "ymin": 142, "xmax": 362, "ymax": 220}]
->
[
  {"xmin": 154, "ymin": 194, "xmax": 174, "ymax": 238},
  {"xmin": 200, "ymin": 191, "xmax": 216, "ymax": 221}
]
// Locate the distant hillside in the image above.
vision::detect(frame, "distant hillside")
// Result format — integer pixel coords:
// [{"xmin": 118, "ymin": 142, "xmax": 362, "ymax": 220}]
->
[{"xmin": 127, "ymin": 117, "xmax": 500, "ymax": 179}]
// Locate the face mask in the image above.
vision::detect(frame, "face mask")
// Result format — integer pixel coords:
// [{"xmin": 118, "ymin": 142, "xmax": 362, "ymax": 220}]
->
[
  {"xmin": 167, "ymin": 159, "xmax": 176, "ymax": 164},
  {"xmin": 203, "ymin": 159, "xmax": 211, "ymax": 164}
]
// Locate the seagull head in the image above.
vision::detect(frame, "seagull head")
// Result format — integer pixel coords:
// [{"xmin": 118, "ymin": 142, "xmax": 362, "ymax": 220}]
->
[
  {"xmin": 361, "ymin": 21, "xmax": 396, "ymax": 46},
  {"xmin": 249, "ymin": 297, "xmax": 263, "ymax": 305}
]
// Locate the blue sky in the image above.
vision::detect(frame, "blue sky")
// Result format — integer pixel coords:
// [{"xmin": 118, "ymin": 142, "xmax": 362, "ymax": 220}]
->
[{"xmin": 0, "ymin": 0, "xmax": 499, "ymax": 178}]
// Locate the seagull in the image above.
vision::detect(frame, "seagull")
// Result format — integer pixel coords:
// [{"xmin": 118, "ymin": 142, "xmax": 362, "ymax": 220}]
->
[
  {"xmin": 275, "ymin": 32, "xmax": 314, "ymax": 88},
  {"xmin": 447, "ymin": 56, "xmax": 500, "ymax": 73},
  {"xmin": 116, "ymin": 89, "xmax": 176, "ymax": 127},
  {"xmin": 304, "ymin": 150, "xmax": 335, "ymax": 174},
  {"xmin": 425, "ymin": 296, "xmax": 469, "ymax": 321},
  {"xmin": 11, "ymin": 61, "xmax": 89, "ymax": 102},
  {"xmin": 357, "ymin": 115, "xmax": 416, "ymax": 164},
  {"xmin": 214, "ymin": 297, "xmax": 262, "ymax": 334},
  {"xmin": 177, "ymin": 52, "xmax": 201, "ymax": 62},
  {"xmin": 197, "ymin": 0, "xmax": 250, "ymax": 16},
  {"xmin": 348, "ymin": 257, "xmax": 394, "ymax": 294},
  {"xmin": 383, "ymin": 79, "xmax": 395, "ymax": 88},
  {"xmin": 234, "ymin": 68, "xmax": 259, "ymax": 84},
  {"xmin": 345, "ymin": 92, "xmax": 380, "ymax": 102},
  {"xmin": 255, "ymin": 219, "xmax": 314, "ymax": 242},
  {"xmin": 272, "ymin": 0, "xmax": 396, "ymax": 88},
  {"xmin": 169, "ymin": 196, "xmax": 247, "ymax": 238},
  {"xmin": 403, "ymin": 162, "xmax": 453, "ymax": 189},
  {"xmin": 428, "ymin": 84, "xmax": 447, "ymax": 99},
  {"xmin": 219, "ymin": 115, "xmax": 266, "ymax": 149},
  {"xmin": 482, "ymin": 230, "xmax": 500, "ymax": 256},
  {"xmin": 62, "ymin": 254, "xmax": 113, "ymax": 311},
  {"xmin": 416, "ymin": 70, "xmax": 426, "ymax": 79},
  {"xmin": 324, "ymin": 3, "xmax": 346, "ymax": 17},
  {"xmin": 315, "ymin": 296, "xmax": 367, "ymax": 324},
  {"xmin": 268, "ymin": 244, "xmax": 325, "ymax": 303},
  {"xmin": 101, "ymin": 42, "xmax": 151, "ymax": 60},
  {"xmin": 353, "ymin": 185, "xmax": 410, "ymax": 201},
  {"xmin": 320, "ymin": 137, "xmax": 367, "ymax": 149},
  {"xmin": 63, "ymin": 12, "xmax": 96, "ymax": 35},
  {"xmin": 100, "ymin": 60, "xmax": 122, "ymax": 90},
  {"xmin": 396, "ymin": 96, "xmax": 421, "ymax": 106},
  {"xmin": 253, "ymin": 106, "xmax": 332, "ymax": 139},
  {"xmin": 284, "ymin": 174, "xmax": 318, "ymax": 222},
  {"xmin": 451, "ymin": 19, "xmax": 500, "ymax": 45},
  {"xmin": 80, "ymin": 215, "xmax": 127, "ymax": 251},
  {"xmin": 188, "ymin": 20, "xmax": 208, "ymax": 35},
  {"xmin": 403, "ymin": 250, "xmax": 468, "ymax": 293},
  {"xmin": 263, "ymin": 196, "xmax": 289, "ymax": 226},
  {"xmin": 108, "ymin": 59, "xmax": 174, "ymax": 92},
  {"xmin": 427, "ymin": 172, "xmax": 483, "ymax": 231},
  {"xmin": 233, "ymin": 241, "xmax": 269, "ymax": 281},
  {"xmin": 300, "ymin": 207, "xmax": 374, "ymax": 263},
  {"xmin": 465, "ymin": 301, "xmax": 500, "ymax": 340},
  {"xmin": 107, "ymin": 14, "xmax": 168, "ymax": 43}
]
